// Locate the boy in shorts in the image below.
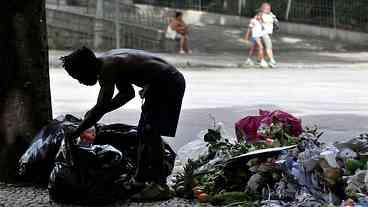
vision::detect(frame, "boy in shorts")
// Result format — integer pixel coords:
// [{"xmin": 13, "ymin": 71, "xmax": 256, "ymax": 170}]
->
[{"xmin": 261, "ymin": 3, "xmax": 278, "ymax": 67}]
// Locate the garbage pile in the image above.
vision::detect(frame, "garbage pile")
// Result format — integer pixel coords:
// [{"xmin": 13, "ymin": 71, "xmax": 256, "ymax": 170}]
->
[
  {"xmin": 18, "ymin": 114, "xmax": 176, "ymax": 205},
  {"xmin": 174, "ymin": 110, "xmax": 368, "ymax": 207}
]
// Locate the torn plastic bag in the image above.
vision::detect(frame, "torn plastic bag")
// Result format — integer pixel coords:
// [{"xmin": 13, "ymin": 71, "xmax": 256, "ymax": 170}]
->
[
  {"xmin": 18, "ymin": 114, "xmax": 81, "ymax": 183},
  {"xmin": 235, "ymin": 110, "xmax": 302, "ymax": 143},
  {"xmin": 48, "ymin": 141, "xmax": 130, "ymax": 205},
  {"xmin": 178, "ymin": 122, "xmax": 233, "ymax": 162},
  {"xmin": 178, "ymin": 139, "xmax": 207, "ymax": 162},
  {"xmin": 335, "ymin": 133, "xmax": 368, "ymax": 154}
]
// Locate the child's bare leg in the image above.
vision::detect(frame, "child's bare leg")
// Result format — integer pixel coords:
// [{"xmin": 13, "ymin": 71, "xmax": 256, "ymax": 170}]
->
[
  {"xmin": 248, "ymin": 44, "xmax": 255, "ymax": 58},
  {"xmin": 256, "ymin": 39, "xmax": 264, "ymax": 60},
  {"xmin": 266, "ymin": 49, "xmax": 274, "ymax": 60},
  {"xmin": 179, "ymin": 35, "xmax": 185, "ymax": 52},
  {"xmin": 256, "ymin": 39, "xmax": 268, "ymax": 67},
  {"xmin": 183, "ymin": 35, "xmax": 190, "ymax": 53},
  {"xmin": 263, "ymin": 34, "xmax": 275, "ymax": 63}
]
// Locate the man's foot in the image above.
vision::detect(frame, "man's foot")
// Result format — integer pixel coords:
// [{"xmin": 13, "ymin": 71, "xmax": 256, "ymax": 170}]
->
[
  {"xmin": 186, "ymin": 50, "xmax": 193, "ymax": 54},
  {"xmin": 115, "ymin": 176, "xmax": 147, "ymax": 197},
  {"xmin": 269, "ymin": 59, "xmax": 277, "ymax": 68},
  {"xmin": 260, "ymin": 59, "xmax": 268, "ymax": 68},
  {"xmin": 179, "ymin": 50, "xmax": 186, "ymax": 54},
  {"xmin": 131, "ymin": 183, "xmax": 174, "ymax": 201},
  {"xmin": 245, "ymin": 58, "xmax": 255, "ymax": 66}
]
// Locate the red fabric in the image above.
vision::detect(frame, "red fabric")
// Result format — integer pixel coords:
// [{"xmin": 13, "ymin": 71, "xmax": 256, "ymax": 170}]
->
[{"xmin": 235, "ymin": 110, "xmax": 302, "ymax": 142}]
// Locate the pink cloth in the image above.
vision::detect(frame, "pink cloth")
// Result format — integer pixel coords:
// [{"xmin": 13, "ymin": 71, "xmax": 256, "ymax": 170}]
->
[{"xmin": 235, "ymin": 110, "xmax": 302, "ymax": 142}]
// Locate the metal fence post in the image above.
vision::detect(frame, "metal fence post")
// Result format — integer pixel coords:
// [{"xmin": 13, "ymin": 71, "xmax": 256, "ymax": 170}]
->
[
  {"xmin": 285, "ymin": 0, "xmax": 292, "ymax": 21},
  {"xmin": 238, "ymin": 0, "xmax": 242, "ymax": 16},
  {"xmin": 115, "ymin": 0, "xmax": 121, "ymax": 48},
  {"xmin": 332, "ymin": 0, "xmax": 337, "ymax": 30},
  {"xmin": 94, "ymin": 0, "xmax": 104, "ymax": 50},
  {"xmin": 332, "ymin": 0, "xmax": 337, "ymax": 38}
]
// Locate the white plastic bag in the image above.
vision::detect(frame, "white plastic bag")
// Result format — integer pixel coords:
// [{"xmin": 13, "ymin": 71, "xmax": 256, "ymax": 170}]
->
[{"xmin": 165, "ymin": 26, "xmax": 177, "ymax": 40}]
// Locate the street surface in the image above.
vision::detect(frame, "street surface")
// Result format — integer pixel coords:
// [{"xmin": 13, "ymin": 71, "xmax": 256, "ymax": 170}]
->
[{"xmin": 50, "ymin": 64, "xmax": 368, "ymax": 151}]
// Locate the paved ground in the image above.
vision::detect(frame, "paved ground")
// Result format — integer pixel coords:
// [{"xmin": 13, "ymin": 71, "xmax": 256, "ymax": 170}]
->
[{"xmin": 0, "ymin": 183, "xmax": 209, "ymax": 207}]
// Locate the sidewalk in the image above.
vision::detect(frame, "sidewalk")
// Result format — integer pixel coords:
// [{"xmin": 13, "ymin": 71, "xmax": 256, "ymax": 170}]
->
[
  {"xmin": 49, "ymin": 22, "xmax": 368, "ymax": 69},
  {"xmin": 0, "ymin": 182, "xmax": 212, "ymax": 207}
]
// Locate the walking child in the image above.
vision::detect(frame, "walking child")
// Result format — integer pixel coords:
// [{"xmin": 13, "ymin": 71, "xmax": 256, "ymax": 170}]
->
[{"xmin": 244, "ymin": 12, "xmax": 268, "ymax": 68}]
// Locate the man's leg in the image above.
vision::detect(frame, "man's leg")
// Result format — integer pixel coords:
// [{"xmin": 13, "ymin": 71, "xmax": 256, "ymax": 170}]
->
[
  {"xmin": 132, "ymin": 113, "xmax": 172, "ymax": 201},
  {"xmin": 136, "ymin": 120, "xmax": 165, "ymax": 184}
]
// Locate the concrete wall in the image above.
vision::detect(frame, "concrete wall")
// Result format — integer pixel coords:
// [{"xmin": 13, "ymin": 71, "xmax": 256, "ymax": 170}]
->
[
  {"xmin": 137, "ymin": 4, "xmax": 368, "ymax": 46},
  {"xmin": 281, "ymin": 23, "xmax": 368, "ymax": 46},
  {"xmin": 46, "ymin": 8, "xmax": 95, "ymax": 49},
  {"xmin": 46, "ymin": 5, "xmax": 167, "ymax": 51}
]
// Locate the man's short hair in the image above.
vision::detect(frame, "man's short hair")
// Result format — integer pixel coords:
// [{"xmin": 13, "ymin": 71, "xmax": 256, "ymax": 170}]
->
[{"xmin": 60, "ymin": 46, "xmax": 97, "ymax": 79}]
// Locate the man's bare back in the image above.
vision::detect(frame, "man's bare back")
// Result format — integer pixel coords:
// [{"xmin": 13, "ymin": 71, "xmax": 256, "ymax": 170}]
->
[{"xmin": 98, "ymin": 49, "xmax": 179, "ymax": 88}]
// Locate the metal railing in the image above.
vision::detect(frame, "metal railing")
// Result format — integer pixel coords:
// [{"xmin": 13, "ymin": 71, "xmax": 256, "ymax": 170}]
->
[
  {"xmin": 134, "ymin": 0, "xmax": 368, "ymax": 33},
  {"xmin": 46, "ymin": 0, "xmax": 169, "ymax": 50},
  {"xmin": 47, "ymin": 0, "xmax": 168, "ymax": 28}
]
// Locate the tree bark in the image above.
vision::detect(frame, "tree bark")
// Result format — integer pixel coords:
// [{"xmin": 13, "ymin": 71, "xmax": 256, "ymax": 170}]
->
[{"xmin": 0, "ymin": 0, "xmax": 52, "ymax": 181}]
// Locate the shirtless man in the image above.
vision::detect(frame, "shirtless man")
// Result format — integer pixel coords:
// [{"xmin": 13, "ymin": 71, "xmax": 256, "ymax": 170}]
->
[{"xmin": 61, "ymin": 47, "xmax": 185, "ymax": 200}]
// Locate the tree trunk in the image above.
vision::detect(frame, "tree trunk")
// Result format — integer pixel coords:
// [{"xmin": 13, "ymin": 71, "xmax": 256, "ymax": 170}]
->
[{"xmin": 0, "ymin": 0, "xmax": 52, "ymax": 181}]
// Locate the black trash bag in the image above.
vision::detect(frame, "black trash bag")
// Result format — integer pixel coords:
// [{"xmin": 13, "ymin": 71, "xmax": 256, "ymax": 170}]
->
[
  {"xmin": 49, "ymin": 142, "xmax": 131, "ymax": 205},
  {"xmin": 95, "ymin": 123, "xmax": 139, "ymax": 164},
  {"xmin": 18, "ymin": 114, "xmax": 81, "ymax": 183},
  {"xmin": 163, "ymin": 142, "xmax": 176, "ymax": 177},
  {"xmin": 95, "ymin": 123, "xmax": 177, "ymax": 177},
  {"xmin": 18, "ymin": 114, "xmax": 177, "ymax": 185}
]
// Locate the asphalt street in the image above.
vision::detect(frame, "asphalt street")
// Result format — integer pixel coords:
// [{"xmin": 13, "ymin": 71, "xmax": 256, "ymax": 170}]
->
[{"xmin": 50, "ymin": 66, "xmax": 368, "ymax": 152}]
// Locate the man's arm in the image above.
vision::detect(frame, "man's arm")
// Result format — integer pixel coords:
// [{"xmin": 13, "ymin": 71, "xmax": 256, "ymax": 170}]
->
[
  {"xmin": 74, "ymin": 81, "xmax": 115, "ymax": 136},
  {"xmin": 104, "ymin": 83, "xmax": 135, "ymax": 113}
]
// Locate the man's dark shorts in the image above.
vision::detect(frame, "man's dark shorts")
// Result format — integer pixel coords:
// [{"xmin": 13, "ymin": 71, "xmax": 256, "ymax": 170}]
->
[{"xmin": 139, "ymin": 68, "xmax": 185, "ymax": 137}]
